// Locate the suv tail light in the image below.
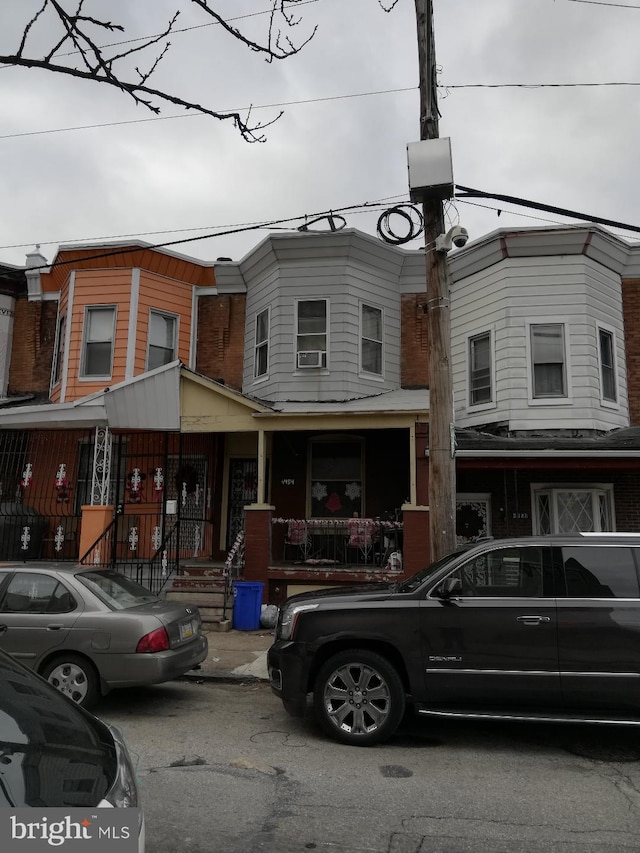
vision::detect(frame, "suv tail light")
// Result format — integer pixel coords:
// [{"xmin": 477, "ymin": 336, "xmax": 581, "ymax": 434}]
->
[{"xmin": 136, "ymin": 627, "xmax": 169, "ymax": 653}]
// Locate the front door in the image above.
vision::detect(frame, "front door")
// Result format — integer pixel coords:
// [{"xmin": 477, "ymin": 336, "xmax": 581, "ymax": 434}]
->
[
  {"xmin": 420, "ymin": 545, "xmax": 561, "ymax": 708},
  {"xmin": 227, "ymin": 458, "xmax": 257, "ymax": 547}
]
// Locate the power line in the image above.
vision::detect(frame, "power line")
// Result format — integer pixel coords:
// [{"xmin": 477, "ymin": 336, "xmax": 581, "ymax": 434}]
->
[
  {"xmin": 455, "ymin": 185, "xmax": 640, "ymax": 236},
  {"xmin": 0, "ymin": 195, "xmax": 407, "ymax": 253},
  {"xmin": 0, "ymin": 86, "xmax": 417, "ymax": 141},
  {"xmin": 567, "ymin": 0, "xmax": 640, "ymax": 8},
  {"xmin": 4, "ymin": 195, "xmax": 408, "ymax": 271}
]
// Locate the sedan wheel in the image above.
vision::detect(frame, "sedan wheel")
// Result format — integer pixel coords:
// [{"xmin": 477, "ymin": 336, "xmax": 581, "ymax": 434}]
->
[
  {"xmin": 41, "ymin": 655, "xmax": 99, "ymax": 708},
  {"xmin": 313, "ymin": 650, "xmax": 405, "ymax": 746}
]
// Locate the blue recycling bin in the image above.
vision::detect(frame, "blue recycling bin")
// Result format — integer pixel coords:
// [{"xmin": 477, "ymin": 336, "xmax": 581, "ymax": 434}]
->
[{"xmin": 232, "ymin": 581, "xmax": 264, "ymax": 630}]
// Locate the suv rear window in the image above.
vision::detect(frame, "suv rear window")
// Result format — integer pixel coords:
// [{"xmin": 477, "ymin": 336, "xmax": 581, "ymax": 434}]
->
[{"xmin": 560, "ymin": 546, "xmax": 640, "ymax": 598}]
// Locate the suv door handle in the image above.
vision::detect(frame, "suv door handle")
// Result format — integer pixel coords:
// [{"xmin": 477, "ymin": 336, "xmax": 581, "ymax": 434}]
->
[
  {"xmin": 517, "ymin": 615, "xmax": 551, "ymax": 625},
  {"xmin": 46, "ymin": 624, "xmax": 64, "ymax": 631}
]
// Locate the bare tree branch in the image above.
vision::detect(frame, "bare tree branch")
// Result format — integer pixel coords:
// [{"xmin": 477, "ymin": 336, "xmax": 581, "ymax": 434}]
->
[
  {"xmin": 0, "ymin": 53, "xmax": 280, "ymax": 141},
  {"xmin": 3, "ymin": 0, "xmax": 319, "ymax": 141},
  {"xmin": 190, "ymin": 0, "xmax": 317, "ymax": 61}
]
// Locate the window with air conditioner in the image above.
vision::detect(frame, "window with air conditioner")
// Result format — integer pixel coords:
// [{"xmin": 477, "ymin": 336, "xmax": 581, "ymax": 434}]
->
[{"xmin": 296, "ymin": 299, "xmax": 327, "ymax": 369}]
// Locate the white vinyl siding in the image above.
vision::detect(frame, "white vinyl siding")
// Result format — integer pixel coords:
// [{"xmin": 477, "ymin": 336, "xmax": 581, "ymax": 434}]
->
[{"xmin": 451, "ymin": 254, "xmax": 629, "ymax": 432}]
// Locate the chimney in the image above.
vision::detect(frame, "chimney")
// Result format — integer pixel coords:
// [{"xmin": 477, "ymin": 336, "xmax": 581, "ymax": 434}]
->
[{"xmin": 25, "ymin": 244, "xmax": 49, "ymax": 301}]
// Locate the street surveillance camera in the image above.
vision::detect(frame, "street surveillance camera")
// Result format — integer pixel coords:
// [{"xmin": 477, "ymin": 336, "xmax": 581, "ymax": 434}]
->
[
  {"xmin": 435, "ymin": 225, "xmax": 469, "ymax": 253},
  {"xmin": 450, "ymin": 225, "xmax": 469, "ymax": 248}
]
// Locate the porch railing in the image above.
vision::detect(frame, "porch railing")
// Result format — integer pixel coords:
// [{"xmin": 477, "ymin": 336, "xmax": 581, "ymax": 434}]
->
[
  {"xmin": 222, "ymin": 529, "xmax": 244, "ymax": 621},
  {"xmin": 79, "ymin": 512, "xmax": 180, "ymax": 595},
  {"xmin": 272, "ymin": 517, "xmax": 403, "ymax": 570}
]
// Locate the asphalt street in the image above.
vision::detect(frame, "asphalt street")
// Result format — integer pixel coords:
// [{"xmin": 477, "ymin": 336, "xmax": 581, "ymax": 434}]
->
[{"xmin": 98, "ymin": 678, "xmax": 640, "ymax": 853}]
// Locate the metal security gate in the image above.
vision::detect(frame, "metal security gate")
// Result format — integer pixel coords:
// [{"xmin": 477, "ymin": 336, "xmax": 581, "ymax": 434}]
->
[{"xmin": 0, "ymin": 428, "xmax": 94, "ymax": 560}]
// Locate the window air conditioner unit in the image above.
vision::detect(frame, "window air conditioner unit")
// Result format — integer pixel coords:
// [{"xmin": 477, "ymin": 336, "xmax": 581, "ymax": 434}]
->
[{"xmin": 297, "ymin": 350, "xmax": 324, "ymax": 368}]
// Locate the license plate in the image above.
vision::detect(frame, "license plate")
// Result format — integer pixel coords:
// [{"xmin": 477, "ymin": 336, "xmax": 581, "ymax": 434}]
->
[{"xmin": 179, "ymin": 619, "xmax": 195, "ymax": 640}]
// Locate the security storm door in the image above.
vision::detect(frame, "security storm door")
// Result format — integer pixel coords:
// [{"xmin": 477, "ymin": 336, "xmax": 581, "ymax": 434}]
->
[
  {"xmin": 420, "ymin": 545, "xmax": 561, "ymax": 708},
  {"xmin": 227, "ymin": 459, "xmax": 258, "ymax": 548},
  {"xmin": 168, "ymin": 455, "xmax": 208, "ymax": 558}
]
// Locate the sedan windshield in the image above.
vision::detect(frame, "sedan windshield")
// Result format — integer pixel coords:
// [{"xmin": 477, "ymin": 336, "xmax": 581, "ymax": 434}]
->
[{"xmin": 77, "ymin": 571, "xmax": 158, "ymax": 610}]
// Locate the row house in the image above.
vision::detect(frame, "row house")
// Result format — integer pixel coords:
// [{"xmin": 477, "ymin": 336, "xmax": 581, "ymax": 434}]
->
[{"xmin": 1, "ymin": 224, "xmax": 640, "ymax": 609}]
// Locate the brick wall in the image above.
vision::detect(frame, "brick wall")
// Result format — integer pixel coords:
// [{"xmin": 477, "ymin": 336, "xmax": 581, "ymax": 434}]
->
[
  {"xmin": 196, "ymin": 294, "xmax": 246, "ymax": 390},
  {"xmin": 401, "ymin": 293, "xmax": 429, "ymax": 387},
  {"xmin": 622, "ymin": 278, "xmax": 640, "ymax": 425},
  {"xmin": 8, "ymin": 299, "xmax": 57, "ymax": 394}
]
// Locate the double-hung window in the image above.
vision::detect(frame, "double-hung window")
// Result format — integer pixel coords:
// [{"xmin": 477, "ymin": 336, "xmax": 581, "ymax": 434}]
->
[
  {"xmin": 254, "ymin": 308, "xmax": 270, "ymax": 378},
  {"xmin": 598, "ymin": 327, "xmax": 617, "ymax": 403},
  {"xmin": 469, "ymin": 331, "xmax": 492, "ymax": 405},
  {"xmin": 147, "ymin": 310, "xmax": 177, "ymax": 371},
  {"xmin": 52, "ymin": 313, "xmax": 66, "ymax": 386},
  {"xmin": 531, "ymin": 323, "xmax": 566, "ymax": 398},
  {"xmin": 81, "ymin": 306, "xmax": 116, "ymax": 378},
  {"xmin": 361, "ymin": 304, "xmax": 383, "ymax": 375},
  {"xmin": 296, "ymin": 300, "xmax": 327, "ymax": 368}
]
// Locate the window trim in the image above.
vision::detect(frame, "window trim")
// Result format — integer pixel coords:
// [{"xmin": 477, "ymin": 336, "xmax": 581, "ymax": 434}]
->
[
  {"xmin": 359, "ymin": 302, "xmax": 383, "ymax": 378},
  {"xmin": 467, "ymin": 329, "xmax": 495, "ymax": 410},
  {"xmin": 254, "ymin": 307, "xmax": 270, "ymax": 381},
  {"xmin": 80, "ymin": 305, "xmax": 117, "ymax": 380},
  {"xmin": 295, "ymin": 298, "xmax": 328, "ymax": 372},
  {"xmin": 51, "ymin": 312, "xmax": 66, "ymax": 389},
  {"xmin": 526, "ymin": 318, "xmax": 572, "ymax": 405},
  {"xmin": 531, "ymin": 483, "xmax": 615, "ymax": 535},
  {"xmin": 146, "ymin": 308, "xmax": 178, "ymax": 372},
  {"xmin": 596, "ymin": 322, "xmax": 618, "ymax": 408}
]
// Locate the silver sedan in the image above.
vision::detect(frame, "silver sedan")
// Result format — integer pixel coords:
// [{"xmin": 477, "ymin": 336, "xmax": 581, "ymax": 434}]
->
[{"xmin": 0, "ymin": 564, "xmax": 208, "ymax": 707}]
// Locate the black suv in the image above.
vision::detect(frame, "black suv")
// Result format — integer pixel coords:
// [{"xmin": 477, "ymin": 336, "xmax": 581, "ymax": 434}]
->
[{"xmin": 268, "ymin": 534, "xmax": 640, "ymax": 746}]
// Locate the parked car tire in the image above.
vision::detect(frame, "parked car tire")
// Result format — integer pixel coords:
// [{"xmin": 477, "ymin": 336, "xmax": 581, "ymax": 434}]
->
[
  {"xmin": 40, "ymin": 653, "xmax": 100, "ymax": 709},
  {"xmin": 313, "ymin": 649, "xmax": 405, "ymax": 746}
]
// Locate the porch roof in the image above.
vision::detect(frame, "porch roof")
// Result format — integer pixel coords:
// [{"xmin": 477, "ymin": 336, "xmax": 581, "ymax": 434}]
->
[{"xmin": 453, "ymin": 426, "xmax": 640, "ymax": 457}]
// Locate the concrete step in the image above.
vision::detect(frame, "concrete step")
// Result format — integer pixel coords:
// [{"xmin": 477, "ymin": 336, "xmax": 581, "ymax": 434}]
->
[
  {"xmin": 170, "ymin": 577, "xmax": 226, "ymax": 592},
  {"xmin": 166, "ymin": 590, "xmax": 227, "ymax": 608}
]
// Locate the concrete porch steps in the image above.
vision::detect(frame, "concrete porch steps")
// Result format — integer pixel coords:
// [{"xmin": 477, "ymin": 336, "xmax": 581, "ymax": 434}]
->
[{"xmin": 165, "ymin": 564, "xmax": 233, "ymax": 632}]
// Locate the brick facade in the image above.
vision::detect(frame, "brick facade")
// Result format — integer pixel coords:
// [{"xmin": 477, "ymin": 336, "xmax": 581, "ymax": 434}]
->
[
  {"xmin": 622, "ymin": 278, "xmax": 640, "ymax": 425},
  {"xmin": 400, "ymin": 293, "xmax": 429, "ymax": 388},
  {"xmin": 196, "ymin": 294, "xmax": 246, "ymax": 390},
  {"xmin": 8, "ymin": 299, "xmax": 57, "ymax": 395}
]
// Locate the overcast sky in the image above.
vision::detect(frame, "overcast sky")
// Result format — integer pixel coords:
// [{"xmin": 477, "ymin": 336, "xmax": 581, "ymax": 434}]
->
[{"xmin": 1, "ymin": 0, "xmax": 639, "ymax": 269}]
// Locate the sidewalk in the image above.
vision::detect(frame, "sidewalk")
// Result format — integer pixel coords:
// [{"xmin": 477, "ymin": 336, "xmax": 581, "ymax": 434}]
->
[{"xmin": 183, "ymin": 628, "xmax": 274, "ymax": 683}]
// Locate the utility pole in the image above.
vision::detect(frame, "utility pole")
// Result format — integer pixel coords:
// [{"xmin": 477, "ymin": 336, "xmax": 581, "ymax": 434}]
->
[{"xmin": 414, "ymin": 0, "xmax": 456, "ymax": 560}]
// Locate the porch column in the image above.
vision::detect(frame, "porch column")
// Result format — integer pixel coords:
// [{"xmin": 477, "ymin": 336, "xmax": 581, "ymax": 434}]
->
[
  {"xmin": 401, "ymin": 421, "xmax": 430, "ymax": 576},
  {"xmin": 79, "ymin": 426, "xmax": 114, "ymax": 561},
  {"xmin": 243, "ymin": 503, "xmax": 274, "ymax": 601}
]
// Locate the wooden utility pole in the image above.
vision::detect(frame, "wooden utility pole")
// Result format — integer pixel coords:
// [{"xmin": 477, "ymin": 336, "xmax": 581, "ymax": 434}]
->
[{"xmin": 415, "ymin": 0, "xmax": 456, "ymax": 560}]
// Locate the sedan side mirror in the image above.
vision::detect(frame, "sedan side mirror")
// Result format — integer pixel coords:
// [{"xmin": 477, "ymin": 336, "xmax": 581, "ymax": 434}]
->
[{"xmin": 435, "ymin": 576, "xmax": 462, "ymax": 599}]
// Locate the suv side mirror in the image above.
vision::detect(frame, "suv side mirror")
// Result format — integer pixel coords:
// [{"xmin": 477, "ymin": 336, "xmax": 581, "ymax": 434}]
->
[{"xmin": 436, "ymin": 576, "xmax": 462, "ymax": 599}]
